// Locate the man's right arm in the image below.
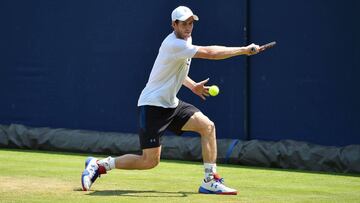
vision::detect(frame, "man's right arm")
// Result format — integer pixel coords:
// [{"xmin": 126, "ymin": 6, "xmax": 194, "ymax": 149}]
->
[{"xmin": 193, "ymin": 44, "xmax": 259, "ymax": 60}]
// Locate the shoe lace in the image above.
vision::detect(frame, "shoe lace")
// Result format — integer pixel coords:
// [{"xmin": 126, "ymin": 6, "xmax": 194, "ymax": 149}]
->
[{"xmin": 213, "ymin": 173, "xmax": 224, "ymax": 184}]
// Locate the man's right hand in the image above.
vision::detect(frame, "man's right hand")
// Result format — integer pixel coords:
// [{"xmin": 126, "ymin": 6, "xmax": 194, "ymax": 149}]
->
[{"xmin": 246, "ymin": 43, "xmax": 260, "ymax": 55}]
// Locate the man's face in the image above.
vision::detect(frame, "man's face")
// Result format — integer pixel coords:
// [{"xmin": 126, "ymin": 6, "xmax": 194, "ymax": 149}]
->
[{"xmin": 172, "ymin": 17, "xmax": 195, "ymax": 40}]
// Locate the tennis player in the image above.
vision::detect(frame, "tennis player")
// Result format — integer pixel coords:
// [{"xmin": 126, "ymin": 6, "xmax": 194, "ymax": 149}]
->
[{"xmin": 81, "ymin": 6, "xmax": 260, "ymax": 195}]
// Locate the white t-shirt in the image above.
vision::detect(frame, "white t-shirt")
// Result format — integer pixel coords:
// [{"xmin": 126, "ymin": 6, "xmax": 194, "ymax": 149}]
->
[{"xmin": 137, "ymin": 32, "xmax": 199, "ymax": 108}]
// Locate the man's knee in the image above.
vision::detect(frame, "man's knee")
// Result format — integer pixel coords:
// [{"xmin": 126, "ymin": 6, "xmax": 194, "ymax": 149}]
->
[
  {"xmin": 143, "ymin": 156, "xmax": 160, "ymax": 169},
  {"xmin": 182, "ymin": 112, "xmax": 216, "ymax": 136},
  {"xmin": 202, "ymin": 120, "xmax": 215, "ymax": 135},
  {"xmin": 194, "ymin": 114, "xmax": 215, "ymax": 135},
  {"xmin": 141, "ymin": 149, "xmax": 161, "ymax": 169}
]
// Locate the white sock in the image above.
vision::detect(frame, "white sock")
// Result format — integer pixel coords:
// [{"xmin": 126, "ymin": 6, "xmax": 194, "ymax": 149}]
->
[
  {"xmin": 99, "ymin": 156, "xmax": 116, "ymax": 171},
  {"xmin": 109, "ymin": 157, "xmax": 116, "ymax": 170},
  {"xmin": 204, "ymin": 163, "xmax": 217, "ymax": 182}
]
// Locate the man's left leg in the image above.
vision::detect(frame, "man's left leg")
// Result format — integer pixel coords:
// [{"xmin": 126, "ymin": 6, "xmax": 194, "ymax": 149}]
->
[{"xmin": 181, "ymin": 111, "xmax": 237, "ymax": 195}]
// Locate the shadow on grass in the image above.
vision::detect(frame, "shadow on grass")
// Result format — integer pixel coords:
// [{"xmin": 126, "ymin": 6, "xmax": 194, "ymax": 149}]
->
[{"xmin": 87, "ymin": 189, "xmax": 198, "ymax": 197}]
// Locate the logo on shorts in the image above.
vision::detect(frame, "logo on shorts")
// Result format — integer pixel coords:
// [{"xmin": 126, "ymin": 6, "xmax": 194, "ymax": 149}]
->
[{"xmin": 150, "ymin": 139, "xmax": 156, "ymax": 143}]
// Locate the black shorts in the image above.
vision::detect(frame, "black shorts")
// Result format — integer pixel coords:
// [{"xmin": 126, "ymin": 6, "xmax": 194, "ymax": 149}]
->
[{"xmin": 138, "ymin": 100, "xmax": 200, "ymax": 149}]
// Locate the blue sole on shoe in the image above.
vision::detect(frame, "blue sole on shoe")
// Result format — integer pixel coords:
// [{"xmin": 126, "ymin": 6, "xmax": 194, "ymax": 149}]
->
[
  {"xmin": 198, "ymin": 187, "xmax": 237, "ymax": 195},
  {"xmin": 199, "ymin": 186, "xmax": 215, "ymax": 194},
  {"xmin": 82, "ymin": 157, "xmax": 95, "ymax": 191},
  {"xmin": 85, "ymin": 157, "xmax": 94, "ymax": 168},
  {"xmin": 81, "ymin": 169, "xmax": 89, "ymax": 191}
]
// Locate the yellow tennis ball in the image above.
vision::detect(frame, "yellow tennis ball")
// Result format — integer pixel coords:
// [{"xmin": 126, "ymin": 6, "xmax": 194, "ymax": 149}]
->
[{"xmin": 209, "ymin": 85, "xmax": 219, "ymax": 96}]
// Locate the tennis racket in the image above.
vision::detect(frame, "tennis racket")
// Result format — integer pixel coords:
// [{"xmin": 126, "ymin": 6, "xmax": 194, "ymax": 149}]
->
[{"xmin": 251, "ymin": 41, "xmax": 276, "ymax": 53}]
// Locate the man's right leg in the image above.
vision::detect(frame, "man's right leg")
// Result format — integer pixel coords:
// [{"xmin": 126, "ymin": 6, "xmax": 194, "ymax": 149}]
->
[
  {"xmin": 82, "ymin": 147, "xmax": 161, "ymax": 191},
  {"xmin": 82, "ymin": 105, "xmax": 168, "ymax": 191},
  {"xmin": 104, "ymin": 146, "xmax": 161, "ymax": 170}
]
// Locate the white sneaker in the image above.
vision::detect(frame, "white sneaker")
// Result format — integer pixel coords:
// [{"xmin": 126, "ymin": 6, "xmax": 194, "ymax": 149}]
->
[
  {"xmin": 198, "ymin": 174, "xmax": 237, "ymax": 195},
  {"xmin": 81, "ymin": 157, "xmax": 106, "ymax": 191}
]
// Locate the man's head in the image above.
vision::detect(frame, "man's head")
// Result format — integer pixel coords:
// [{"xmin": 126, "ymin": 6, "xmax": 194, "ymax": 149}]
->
[{"xmin": 171, "ymin": 6, "xmax": 199, "ymax": 40}]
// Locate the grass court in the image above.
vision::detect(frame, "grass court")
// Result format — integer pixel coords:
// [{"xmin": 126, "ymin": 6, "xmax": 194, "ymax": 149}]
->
[{"xmin": 0, "ymin": 148, "xmax": 359, "ymax": 203}]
